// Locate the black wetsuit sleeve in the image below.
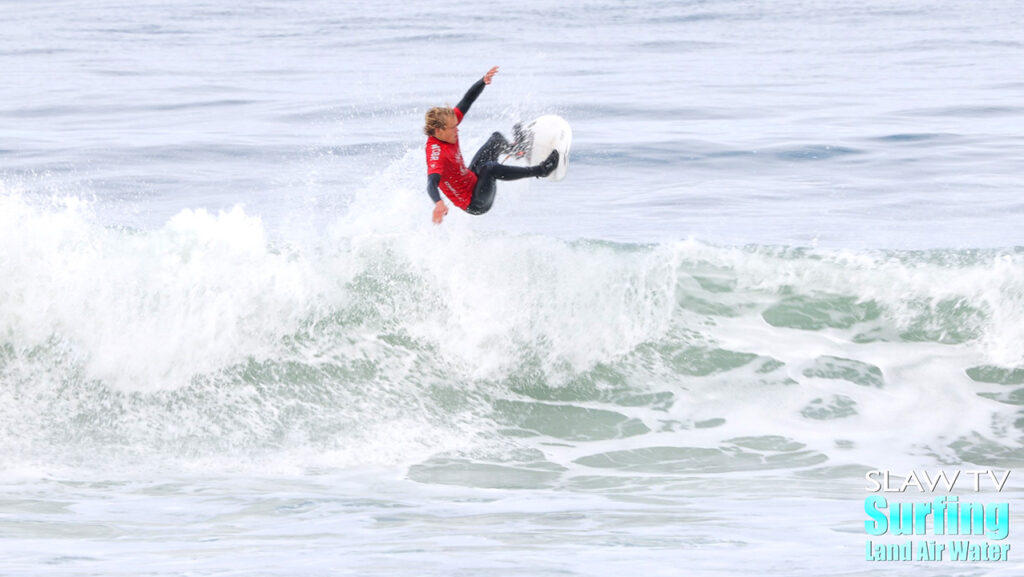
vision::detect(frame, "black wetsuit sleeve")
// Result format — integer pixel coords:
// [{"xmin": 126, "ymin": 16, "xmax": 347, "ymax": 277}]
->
[
  {"xmin": 426, "ymin": 173, "xmax": 442, "ymax": 203},
  {"xmin": 455, "ymin": 79, "xmax": 486, "ymax": 116}
]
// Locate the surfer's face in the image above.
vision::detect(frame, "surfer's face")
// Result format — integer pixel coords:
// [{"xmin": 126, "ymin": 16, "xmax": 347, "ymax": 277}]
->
[{"xmin": 435, "ymin": 115, "xmax": 458, "ymax": 143}]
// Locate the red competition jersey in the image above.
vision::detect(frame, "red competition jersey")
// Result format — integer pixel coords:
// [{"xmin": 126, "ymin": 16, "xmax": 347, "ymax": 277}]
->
[{"xmin": 425, "ymin": 108, "xmax": 477, "ymax": 210}]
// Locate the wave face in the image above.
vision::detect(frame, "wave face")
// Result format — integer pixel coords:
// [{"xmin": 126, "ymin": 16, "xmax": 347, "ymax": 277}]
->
[{"xmin": 2, "ymin": 193, "xmax": 1021, "ymax": 481}]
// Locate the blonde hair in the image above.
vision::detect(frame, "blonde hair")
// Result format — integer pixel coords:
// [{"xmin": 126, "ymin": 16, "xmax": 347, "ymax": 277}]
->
[{"xmin": 424, "ymin": 106, "xmax": 455, "ymax": 136}]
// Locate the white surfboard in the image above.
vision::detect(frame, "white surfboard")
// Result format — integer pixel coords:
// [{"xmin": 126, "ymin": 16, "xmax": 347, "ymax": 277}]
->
[{"xmin": 510, "ymin": 115, "xmax": 572, "ymax": 181}]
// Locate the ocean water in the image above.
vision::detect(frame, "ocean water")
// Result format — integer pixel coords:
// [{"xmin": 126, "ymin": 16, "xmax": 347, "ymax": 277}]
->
[{"xmin": 2, "ymin": 1, "xmax": 1023, "ymax": 575}]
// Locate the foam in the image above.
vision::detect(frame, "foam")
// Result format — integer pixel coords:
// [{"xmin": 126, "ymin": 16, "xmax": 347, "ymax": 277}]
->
[
  {"xmin": 1, "ymin": 189, "xmax": 1021, "ymax": 475},
  {"xmin": 1, "ymin": 194, "xmax": 323, "ymax": 392}
]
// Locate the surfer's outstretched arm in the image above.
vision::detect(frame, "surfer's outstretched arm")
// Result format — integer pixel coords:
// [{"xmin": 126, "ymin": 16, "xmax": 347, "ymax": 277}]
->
[{"xmin": 455, "ymin": 66, "xmax": 498, "ymax": 116}]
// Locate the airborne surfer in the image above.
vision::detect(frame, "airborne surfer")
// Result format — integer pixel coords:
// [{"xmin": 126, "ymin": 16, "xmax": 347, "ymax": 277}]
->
[{"xmin": 423, "ymin": 66, "xmax": 559, "ymax": 224}]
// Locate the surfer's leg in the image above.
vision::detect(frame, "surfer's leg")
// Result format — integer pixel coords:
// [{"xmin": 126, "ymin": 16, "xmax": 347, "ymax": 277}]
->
[
  {"xmin": 480, "ymin": 150, "xmax": 558, "ymax": 182},
  {"xmin": 487, "ymin": 150, "xmax": 558, "ymax": 180},
  {"xmin": 466, "ymin": 162, "xmax": 520, "ymax": 215},
  {"xmin": 468, "ymin": 132, "xmax": 511, "ymax": 173},
  {"xmin": 466, "ymin": 175, "xmax": 497, "ymax": 215},
  {"xmin": 465, "ymin": 152, "xmax": 560, "ymax": 215}
]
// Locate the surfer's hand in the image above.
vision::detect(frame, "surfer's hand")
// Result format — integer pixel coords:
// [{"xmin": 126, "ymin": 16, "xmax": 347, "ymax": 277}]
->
[
  {"xmin": 432, "ymin": 201, "xmax": 448, "ymax": 224},
  {"xmin": 483, "ymin": 66, "xmax": 499, "ymax": 85}
]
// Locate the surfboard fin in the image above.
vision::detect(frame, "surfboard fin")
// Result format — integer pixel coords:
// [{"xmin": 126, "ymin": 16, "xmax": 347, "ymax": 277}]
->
[{"xmin": 506, "ymin": 122, "xmax": 533, "ymax": 160}]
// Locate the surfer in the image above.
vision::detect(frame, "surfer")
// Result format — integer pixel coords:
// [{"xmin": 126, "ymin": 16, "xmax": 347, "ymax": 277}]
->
[{"xmin": 424, "ymin": 66, "xmax": 559, "ymax": 224}]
